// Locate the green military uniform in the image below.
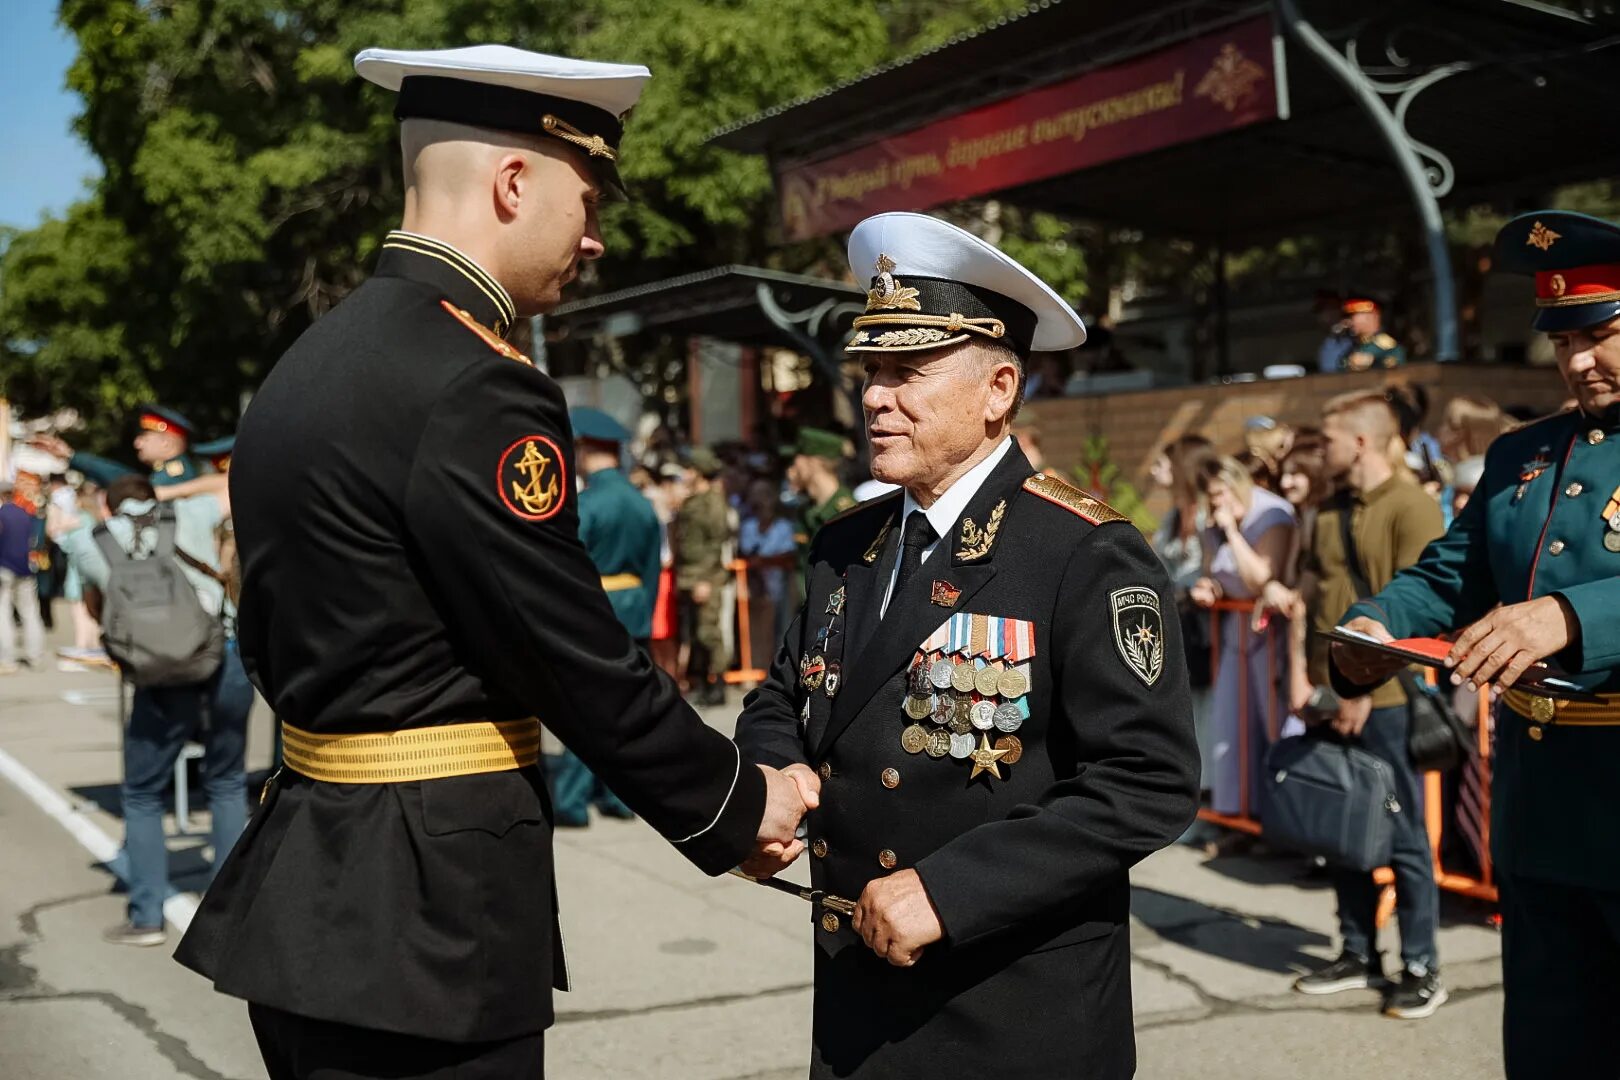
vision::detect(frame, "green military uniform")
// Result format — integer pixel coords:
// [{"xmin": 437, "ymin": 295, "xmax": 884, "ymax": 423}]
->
[
  {"xmin": 676, "ymin": 448, "xmax": 731, "ymax": 702},
  {"xmin": 1332, "ymin": 210, "xmax": 1620, "ymax": 1076},
  {"xmin": 786, "ymin": 427, "xmax": 856, "ymax": 581},
  {"xmin": 1344, "ymin": 331, "xmax": 1405, "ymax": 371},
  {"xmin": 70, "ymin": 404, "xmax": 201, "ymax": 488}
]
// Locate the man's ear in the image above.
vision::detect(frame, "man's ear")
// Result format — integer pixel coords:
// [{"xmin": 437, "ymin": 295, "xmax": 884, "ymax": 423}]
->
[
  {"xmin": 493, "ymin": 153, "xmax": 527, "ymax": 220},
  {"xmin": 983, "ymin": 354, "xmax": 1022, "ymax": 424}
]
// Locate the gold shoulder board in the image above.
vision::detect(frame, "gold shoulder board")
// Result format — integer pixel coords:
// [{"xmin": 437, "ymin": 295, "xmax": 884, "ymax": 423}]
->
[
  {"xmin": 1022, "ymin": 473, "xmax": 1128, "ymax": 525},
  {"xmin": 440, "ymin": 301, "xmax": 533, "ymax": 367}
]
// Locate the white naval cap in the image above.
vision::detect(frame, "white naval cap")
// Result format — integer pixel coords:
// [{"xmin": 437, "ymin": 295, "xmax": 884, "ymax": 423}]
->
[
  {"xmin": 846, "ymin": 212, "xmax": 1087, "ymax": 356},
  {"xmin": 354, "ymin": 45, "xmax": 651, "ymax": 195}
]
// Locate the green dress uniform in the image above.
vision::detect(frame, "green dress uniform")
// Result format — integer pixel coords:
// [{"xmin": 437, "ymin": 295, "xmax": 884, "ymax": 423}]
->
[
  {"xmin": 1332, "ymin": 210, "xmax": 1620, "ymax": 1077},
  {"xmin": 675, "ymin": 475, "xmax": 731, "ymax": 699},
  {"xmin": 1344, "ymin": 331, "xmax": 1406, "ymax": 371},
  {"xmin": 70, "ymin": 404, "xmax": 201, "ymax": 488}
]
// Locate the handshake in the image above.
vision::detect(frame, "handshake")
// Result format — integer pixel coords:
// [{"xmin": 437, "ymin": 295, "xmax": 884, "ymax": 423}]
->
[{"xmin": 741, "ymin": 763, "xmax": 822, "ymax": 878}]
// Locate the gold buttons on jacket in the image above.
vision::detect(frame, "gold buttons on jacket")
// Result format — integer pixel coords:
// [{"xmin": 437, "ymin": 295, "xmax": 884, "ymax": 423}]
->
[
  {"xmin": 821, "ymin": 913, "xmax": 841, "ymax": 932},
  {"xmin": 1550, "ymin": 540, "xmax": 1566, "ymax": 556},
  {"xmin": 1566, "ymin": 482, "xmax": 1585, "ymax": 498},
  {"xmin": 818, "ymin": 762, "xmax": 833, "ymax": 782},
  {"xmin": 1528, "ymin": 725, "xmax": 1545, "ymax": 741},
  {"xmin": 878, "ymin": 849, "xmax": 898, "ymax": 870},
  {"xmin": 1590, "ymin": 429, "xmax": 1606, "ymax": 445},
  {"xmin": 811, "ymin": 838, "xmax": 828, "ymax": 858},
  {"xmin": 881, "ymin": 768, "xmax": 901, "ymax": 789}
]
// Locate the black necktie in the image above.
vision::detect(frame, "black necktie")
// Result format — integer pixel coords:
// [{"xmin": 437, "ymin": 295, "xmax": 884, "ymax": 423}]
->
[{"xmin": 890, "ymin": 510, "xmax": 937, "ymax": 607}]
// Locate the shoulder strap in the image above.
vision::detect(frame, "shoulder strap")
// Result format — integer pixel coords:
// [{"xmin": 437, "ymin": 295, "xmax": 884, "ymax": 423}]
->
[
  {"xmin": 91, "ymin": 523, "xmax": 130, "ymax": 565},
  {"xmin": 152, "ymin": 505, "xmax": 179, "ymax": 559},
  {"xmin": 1336, "ymin": 492, "xmax": 1374, "ymax": 600}
]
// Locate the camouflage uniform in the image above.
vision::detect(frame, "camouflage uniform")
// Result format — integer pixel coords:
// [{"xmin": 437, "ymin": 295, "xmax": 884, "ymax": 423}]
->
[{"xmin": 676, "ymin": 483, "xmax": 731, "ymax": 699}]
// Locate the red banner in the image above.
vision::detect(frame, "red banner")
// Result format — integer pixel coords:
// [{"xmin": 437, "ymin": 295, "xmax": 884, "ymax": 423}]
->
[{"xmin": 777, "ymin": 16, "xmax": 1282, "ymax": 240}]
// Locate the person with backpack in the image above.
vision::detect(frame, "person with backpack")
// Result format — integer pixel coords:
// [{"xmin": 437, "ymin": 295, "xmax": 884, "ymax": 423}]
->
[{"xmin": 54, "ymin": 473, "xmax": 252, "ymax": 947}]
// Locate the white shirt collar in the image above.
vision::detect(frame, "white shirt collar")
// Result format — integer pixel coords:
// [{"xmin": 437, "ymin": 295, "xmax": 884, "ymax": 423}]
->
[{"xmin": 900, "ymin": 436, "xmax": 1014, "ymax": 546}]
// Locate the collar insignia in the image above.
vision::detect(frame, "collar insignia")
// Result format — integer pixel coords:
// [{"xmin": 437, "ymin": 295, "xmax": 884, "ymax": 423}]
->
[{"xmin": 956, "ymin": 499, "xmax": 1006, "ymax": 561}]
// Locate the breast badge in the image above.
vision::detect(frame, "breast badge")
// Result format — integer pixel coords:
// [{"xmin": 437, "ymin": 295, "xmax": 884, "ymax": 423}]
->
[
  {"xmin": 895, "ymin": 612, "xmax": 1035, "ymax": 780},
  {"xmin": 497, "ymin": 435, "xmax": 567, "ymax": 521},
  {"xmin": 1111, "ymin": 587, "xmax": 1165, "ymax": 687}
]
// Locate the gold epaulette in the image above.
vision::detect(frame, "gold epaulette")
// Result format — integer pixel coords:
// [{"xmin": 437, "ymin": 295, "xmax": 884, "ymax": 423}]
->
[
  {"xmin": 826, "ymin": 488, "xmax": 900, "ymax": 527},
  {"xmin": 440, "ymin": 301, "xmax": 533, "ymax": 366},
  {"xmin": 1022, "ymin": 473, "xmax": 1128, "ymax": 525}
]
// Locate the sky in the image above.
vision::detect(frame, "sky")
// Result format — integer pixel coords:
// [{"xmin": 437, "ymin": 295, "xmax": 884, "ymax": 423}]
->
[{"xmin": 0, "ymin": 1, "xmax": 102, "ymax": 230}]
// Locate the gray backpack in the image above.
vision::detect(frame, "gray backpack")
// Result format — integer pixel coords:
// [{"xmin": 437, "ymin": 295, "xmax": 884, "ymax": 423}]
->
[{"xmin": 93, "ymin": 507, "xmax": 224, "ymax": 687}]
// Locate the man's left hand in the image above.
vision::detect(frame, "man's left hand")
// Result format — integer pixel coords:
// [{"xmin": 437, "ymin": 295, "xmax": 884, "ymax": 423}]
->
[
  {"xmin": 852, "ymin": 869, "xmax": 943, "ymax": 967},
  {"xmin": 1447, "ymin": 596, "xmax": 1577, "ymax": 689}
]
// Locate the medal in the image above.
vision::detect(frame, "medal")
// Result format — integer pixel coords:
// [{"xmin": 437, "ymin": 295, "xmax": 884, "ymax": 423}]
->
[
  {"xmin": 974, "ymin": 663, "xmax": 1003, "ymax": 698},
  {"xmin": 932, "ymin": 695, "xmax": 953, "ymax": 728},
  {"xmin": 1606, "ymin": 531, "xmax": 1620, "ymax": 553},
  {"xmin": 903, "ymin": 694, "xmax": 935, "ymax": 720},
  {"xmin": 948, "ymin": 732, "xmax": 976, "ymax": 759},
  {"xmin": 967, "ymin": 732, "xmax": 1011, "ymax": 780},
  {"xmin": 824, "ymin": 660, "xmax": 841, "ymax": 698},
  {"xmin": 925, "ymin": 730, "xmax": 952, "ymax": 758},
  {"xmin": 929, "ymin": 658, "xmax": 955, "ymax": 690},
  {"xmin": 993, "ymin": 702, "xmax": 1024, "ymax": 732},
  {"xmin": 995, "ymin": 734, "xmax": 1023, "ymax": 765},
  {"xmin": 814, "ymin": 624, "xmax": 830, "ymax": 648},
  {"xmin": 971, "ymin": 700, "xmax": 997, "ymax": 730},
  {"xmin": 800, "ymin": 653, "xmax": 826, "ymax": 691},
  {"xmin": 996, "ymin": 666, "xmax": 1029, "ymax": 699},
  {"xmin": 901, "ymin": 724, "xmax": 930, "ymax": 754},
  {"xmin": 951, "ymin": 661, "xmax": 978, "ymax": 694},
  {"xmin": 826, "ymin": 586, "xmax": 846, "ymax": 615},
  {"xmin": 951, "ymin": 696, "xmax": 974, "ymax": 728},
  {"xmin": 909, "ymin": 662, "xmax": 933, "ymax": 695}
]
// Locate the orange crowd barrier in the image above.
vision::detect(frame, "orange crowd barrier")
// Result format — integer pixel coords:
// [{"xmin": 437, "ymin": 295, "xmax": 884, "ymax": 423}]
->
[
  {"xmin": 1194, "ymin": 598, "xmax": 1498, "ymax": 913},
  {"xmin": 723, "ymin": 554, "xmax": 798, "ymax": 685}
]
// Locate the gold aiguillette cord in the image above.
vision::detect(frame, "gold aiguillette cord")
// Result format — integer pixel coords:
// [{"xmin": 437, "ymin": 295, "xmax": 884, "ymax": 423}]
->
[{"xmin": 728, "ymin": 869, "xmax": 857, "ymax": 916}]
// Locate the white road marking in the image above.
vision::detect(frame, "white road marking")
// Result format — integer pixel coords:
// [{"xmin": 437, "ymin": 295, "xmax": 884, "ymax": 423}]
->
[{"xmin": 0, "ymin": 746, "xmax": 198, "ymax": 932}]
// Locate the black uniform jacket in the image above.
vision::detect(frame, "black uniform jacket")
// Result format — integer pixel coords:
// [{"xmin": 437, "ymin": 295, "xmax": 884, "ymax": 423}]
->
[
  {"xmin": 735, "ymin": 443, "xmax": 1200, "ymax": 1080},
  {"xmin": 175, "ymin": 238, "xmax": 764, "ymax": 1042}
]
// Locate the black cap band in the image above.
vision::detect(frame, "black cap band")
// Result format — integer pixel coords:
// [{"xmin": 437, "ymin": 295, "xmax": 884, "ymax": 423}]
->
[
  {"xmin": 396, "ymin": 75, "xmax": 623, "ymax": 152},
  {"xmin": 848, "ymin": 276, "xmax": 1039, "ymax": 358}
]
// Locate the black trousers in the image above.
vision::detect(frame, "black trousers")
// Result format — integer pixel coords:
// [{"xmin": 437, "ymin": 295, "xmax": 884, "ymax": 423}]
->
[
  {"xmin": 249, "ymin": 1003, "xmax": 545, "ymax": 1080},
  {"xmin": 1500, "ymin": 872, "xmax": 1620, "ymax": 1078}
]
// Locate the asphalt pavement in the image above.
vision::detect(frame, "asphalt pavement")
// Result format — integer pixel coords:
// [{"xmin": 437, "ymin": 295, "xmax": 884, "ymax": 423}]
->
[{"xmin": 0, "ymin": 625, "xmax": 1507, "ymax": 1078}]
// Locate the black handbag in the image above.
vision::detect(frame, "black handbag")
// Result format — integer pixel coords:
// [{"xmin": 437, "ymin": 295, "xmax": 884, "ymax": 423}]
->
[
  {"xmin": 1262, "ymin": 732, "xmax": 1401, "ymax": 872},
  {"xmin": 1337, "ymin": 500, "xmax": 1469, "ymax": 772}
]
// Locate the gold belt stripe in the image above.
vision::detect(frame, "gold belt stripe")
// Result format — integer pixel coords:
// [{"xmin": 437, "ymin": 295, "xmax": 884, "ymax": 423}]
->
[
  {"xmin": 1502, "ymin": 688, "xmax": 1620, "ymax": 726},
  {"xmin": 599, "ymin": 573, "xmax": 643, "ymax": 591},
  {"xmin": 280, "ymin": 718, "xmax": 541, "ymax": 783}
]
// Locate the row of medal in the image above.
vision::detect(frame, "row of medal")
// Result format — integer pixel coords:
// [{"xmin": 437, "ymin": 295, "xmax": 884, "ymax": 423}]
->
[{"xmin": 900, "ymin": 650, "xmax": 1031, "ymax": 767}]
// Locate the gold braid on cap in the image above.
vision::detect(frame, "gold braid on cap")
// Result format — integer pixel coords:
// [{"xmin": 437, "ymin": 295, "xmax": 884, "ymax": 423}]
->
[
  {"xmin": 848, "ymin": 312, "xmax": 1006, "ymax": 351},
  {"xmin": 541, "ymin": 114, "xmax": 616, "ymax": 161}
]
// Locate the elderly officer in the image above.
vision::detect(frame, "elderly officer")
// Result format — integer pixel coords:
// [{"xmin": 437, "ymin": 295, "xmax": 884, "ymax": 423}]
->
[
  {"xmin": 545, "ymin": 406, "xmax": 657, "ymax": 826},
  {"xmin": 1332, "ymin": 210, "xmax": 1620, "ymax": 1075},
  {"xmin": 32, "ymin": 403, "xmax": 201, "ymax": 488},
  {"xmin": 173, "ymin": 46, "xmax": 812, "ymax": 1080},
  {"xmin": 735, "ymin": 212, "xmax": 1200, "ymax": 1079}
]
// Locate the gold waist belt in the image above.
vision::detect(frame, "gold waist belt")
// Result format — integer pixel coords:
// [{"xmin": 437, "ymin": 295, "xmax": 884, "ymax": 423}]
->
[
  {"xmin": 280, "ymin": 718, "xmax": 541, "ymax": 784},
  {"xmin": 1502, "ymin": 688, "xmax": 1620, "ymax": 727},
  {"xmin": 599, "ymin": 573, "xmax": 643, "ymax": 592}
]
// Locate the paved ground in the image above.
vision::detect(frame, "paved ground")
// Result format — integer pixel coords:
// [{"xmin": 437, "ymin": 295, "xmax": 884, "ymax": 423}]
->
[{"xmin": 0, "ymin": 626, "xmax": 1507, "ymax": 1078}]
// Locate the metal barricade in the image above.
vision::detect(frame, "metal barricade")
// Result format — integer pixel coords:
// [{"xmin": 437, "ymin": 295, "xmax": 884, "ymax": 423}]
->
[{"xmin": 723, "ymin": 554, "xmax": 798, "ymax": 686}]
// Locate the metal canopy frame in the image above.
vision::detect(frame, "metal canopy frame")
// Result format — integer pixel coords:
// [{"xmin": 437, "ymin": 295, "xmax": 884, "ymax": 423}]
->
[{"xmin": 713, "ymin": 0, "xmax": 1620, "ymax": 365}]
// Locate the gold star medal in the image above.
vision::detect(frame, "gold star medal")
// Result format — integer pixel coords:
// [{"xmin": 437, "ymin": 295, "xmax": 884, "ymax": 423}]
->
[{"xmin": 968, "ymin": 732, "xmax": 1012, "ymax": 780}]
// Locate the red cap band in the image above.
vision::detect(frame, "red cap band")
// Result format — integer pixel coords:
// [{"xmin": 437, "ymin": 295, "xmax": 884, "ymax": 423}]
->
[{"xmin": 1536, "ymin": 262, "xmax": 1620, "ymax": 308}]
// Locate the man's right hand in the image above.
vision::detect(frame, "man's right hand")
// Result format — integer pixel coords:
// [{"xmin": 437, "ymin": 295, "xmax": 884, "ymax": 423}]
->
[
  {"xmin": 739, "ymin": 763, "xmax": 819, "ymax": 878},
  {"xmin": 28, "ymin": 434, "xmax": 73, "ymax": 459},
  {"xmin": 1330, "ymin": 616, "xmax": 1408, "ymax": 687}
]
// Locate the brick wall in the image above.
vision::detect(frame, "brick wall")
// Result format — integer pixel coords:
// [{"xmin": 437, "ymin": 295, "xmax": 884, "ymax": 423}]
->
[{"xmin": 1023, "ymin": 362, "xmax": 1570, "ymax": 517}]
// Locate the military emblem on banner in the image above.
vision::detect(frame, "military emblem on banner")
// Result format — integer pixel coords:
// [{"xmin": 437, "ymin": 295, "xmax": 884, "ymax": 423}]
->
[{"xmin": 1110, "ymin": 587, "xmax": 1164, "ymax": 687}]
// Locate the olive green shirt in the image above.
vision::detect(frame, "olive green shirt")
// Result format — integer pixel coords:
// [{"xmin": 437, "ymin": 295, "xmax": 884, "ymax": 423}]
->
[
  {"xmin": 795, "ymin": 485, "xmax": 856, "ymax": 577},
  {"xmin": 1309, "ymin": 476, "xmax": 1446, "ymax": 708}
]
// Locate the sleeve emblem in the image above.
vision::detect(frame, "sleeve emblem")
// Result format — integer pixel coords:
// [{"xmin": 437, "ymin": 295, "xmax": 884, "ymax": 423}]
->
[
  {"xmin": 498, "ymin": 435, "xmax": 567, "ymax": 521},
  {"xmin": 1111, "ymin": 587, "xmax": 1165, "ymax": 686}
]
